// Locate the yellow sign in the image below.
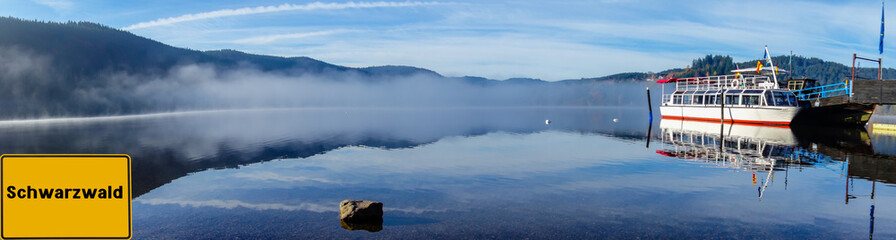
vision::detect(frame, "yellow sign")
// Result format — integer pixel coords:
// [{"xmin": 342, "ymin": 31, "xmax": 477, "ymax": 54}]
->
[{"xmin": 1, "ymin": 154, "xmax": 131, "ymax": 239}]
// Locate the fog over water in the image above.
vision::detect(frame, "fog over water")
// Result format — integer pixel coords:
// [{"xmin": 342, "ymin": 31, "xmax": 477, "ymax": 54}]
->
[{"xmin": 0, "ymin": 46, "xmax": 660, "ymax": 119}]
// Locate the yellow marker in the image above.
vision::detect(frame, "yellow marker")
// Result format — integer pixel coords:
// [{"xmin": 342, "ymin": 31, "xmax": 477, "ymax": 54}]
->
[
  {"xmin": 752, "ymin": 173, "xmax": 756, "ymax": 185},
  {"xmin": 872, "ymin": 123, "xmax": 896, "ymax": 131},
  {"xmin": 1, "ymin": 154, "xmax": 131, "ymax": 239}
]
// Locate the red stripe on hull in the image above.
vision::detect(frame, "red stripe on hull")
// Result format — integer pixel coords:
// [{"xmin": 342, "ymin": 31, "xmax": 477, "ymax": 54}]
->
[{"xmin": 661, "ymin": 115, "xmax": 791, "ymax": 128}]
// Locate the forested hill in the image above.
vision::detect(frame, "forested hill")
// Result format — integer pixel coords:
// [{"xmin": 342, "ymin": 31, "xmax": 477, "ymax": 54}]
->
[{"xmin": 580, "ymin": 55, "xmax": 896, "ymax": 85}]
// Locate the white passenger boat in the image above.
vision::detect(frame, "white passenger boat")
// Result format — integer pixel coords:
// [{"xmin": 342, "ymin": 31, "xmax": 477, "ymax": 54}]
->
[{"xmin": 658, "ymin": 50, "xmax": 801, "ymax": 126}]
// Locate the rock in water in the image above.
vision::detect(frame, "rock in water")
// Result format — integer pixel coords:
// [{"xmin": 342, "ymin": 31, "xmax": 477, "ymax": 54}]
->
[{"xmin": 340, "ymin": 200, "xmax": 383, "ymax": 222}]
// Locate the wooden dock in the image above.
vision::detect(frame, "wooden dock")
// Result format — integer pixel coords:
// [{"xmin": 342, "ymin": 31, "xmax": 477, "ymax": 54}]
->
[
  {"xmin": 793, "ymin": 79, "xmax": 896, "ymax": 125},
  {"xmin": 851, "ymin": 79, "xmax": 896, "ymax": 104}
]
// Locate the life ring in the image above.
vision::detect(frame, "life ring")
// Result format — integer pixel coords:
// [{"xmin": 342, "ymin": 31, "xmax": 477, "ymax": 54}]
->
[{"xmin": 731, "ymin": 79, "xmax": 739, "ymax": 86}]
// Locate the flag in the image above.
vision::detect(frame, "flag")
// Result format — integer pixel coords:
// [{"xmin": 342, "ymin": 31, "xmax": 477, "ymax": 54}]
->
[
  {"xmin": 756, "ymin": 61, "xmax": 763, "ymax": 73},
  {"xmin": 881, "ymin": 0, "xmax": 885, "ymax": 55}
]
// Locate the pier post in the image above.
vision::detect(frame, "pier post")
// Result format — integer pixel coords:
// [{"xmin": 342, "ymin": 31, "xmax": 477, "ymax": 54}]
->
[
  {"xmin": 646, "ymin": 87, "xmax": 653, "ymax": 149},
  {"xmin": 720, "ymin": 91, "xmax": 725, "ymax": 124},
  {"xmin": 646, "ymin": 87, "xmax": 653, "ymax": 118}
]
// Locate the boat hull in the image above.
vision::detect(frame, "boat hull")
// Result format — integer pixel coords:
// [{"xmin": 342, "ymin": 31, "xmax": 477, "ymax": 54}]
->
[
  {"xmin": 659, "ymin": 119, "xmax": 796, "ymax": 145},
  {"xmin": 660, "ymin": 105, "xmax": 800, "ymax": 126}
]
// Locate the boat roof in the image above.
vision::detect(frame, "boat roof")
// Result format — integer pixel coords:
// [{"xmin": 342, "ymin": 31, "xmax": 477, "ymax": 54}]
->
[
  {"xmin": 656, "ymin": 67, "xmax": 787, "ymax": 84},
  {"xmin": 731, "ymin": 67, "xmax": 789, "ymax": 74}
]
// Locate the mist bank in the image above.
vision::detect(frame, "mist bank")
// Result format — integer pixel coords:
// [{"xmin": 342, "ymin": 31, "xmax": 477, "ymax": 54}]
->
[
  {"xmin": 0, "ymin": 45, "xmax": 653, "ymax": 119},
  {"xmin": 0, "ymin": 18, "xmax": 658, "ymax": 119}
]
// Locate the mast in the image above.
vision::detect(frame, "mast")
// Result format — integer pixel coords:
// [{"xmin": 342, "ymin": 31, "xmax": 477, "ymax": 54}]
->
[{"xmin": 765, "ymin": 46, "xmax": 778, "ymax": 88}]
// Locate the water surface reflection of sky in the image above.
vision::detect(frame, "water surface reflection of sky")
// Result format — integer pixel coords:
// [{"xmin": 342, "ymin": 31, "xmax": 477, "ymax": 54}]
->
[{"xmin": 124, "ymin": 108, "xmax": 896, "ymax": 239}]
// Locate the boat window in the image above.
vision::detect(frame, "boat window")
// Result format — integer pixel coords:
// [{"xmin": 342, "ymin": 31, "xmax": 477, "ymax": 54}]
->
[
  {"xmin": 725, "ymin": 95, "xmax": 739, "ymax": 105},
  {"xmin": 706, "ymin": 95, "xmax": 716, "ymax": 105},
  {"xmin": 683, "ymin": 95, "xmax": 693, "ymax": 104},
  {"xmin": 773, "ymin": 92, "xmax": 786, "ymax": 106},
  {"xmin": 742, "ymin": 142, "xmax": 758, "ymax": 151},
  {"xmin": 742, "ymin": 95, "xmax": 760, "ymax": 106},
  {"xmin": 724, "ymin": 140, "xmax": 737, "ymax": 148},
  {"xmin": 764, "ymin": 91, "xmax": 775, "ymax": 106},
  {"xmin": 694, "ymin": 95, "xmax": 704, "ymax": 104},
  {"xmin": 673, "ymin": 95, "xmax": 682, "ymax": 104},
  {"xmin": 695, "ymin": 90, "xmax": 706, "ymax": 94},
  {"xmin": 726, "ymin": 90, "xmax": 743, "ymax": 94},
  {"xmin": 743, "ymin": 90, "xmax": 764, "ymax": 94},
  {"xmin": 770, "ymin": 92, "xmax": 798, "ymax": 106}
]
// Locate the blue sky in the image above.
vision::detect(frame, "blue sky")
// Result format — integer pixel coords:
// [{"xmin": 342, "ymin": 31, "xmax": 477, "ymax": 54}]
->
[{"xmin": 0, "ymin": 0, "xmax": 890, "ymax": 80}]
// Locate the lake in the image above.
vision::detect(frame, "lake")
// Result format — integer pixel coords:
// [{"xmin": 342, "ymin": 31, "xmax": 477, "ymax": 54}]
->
[{"xmin": 0, "ymin": 107, "xmax": 893, "ymax": 239}]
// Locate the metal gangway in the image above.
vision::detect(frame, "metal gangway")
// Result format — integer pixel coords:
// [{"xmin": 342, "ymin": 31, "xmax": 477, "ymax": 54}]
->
[
  {"xmin": 791, "ymin": 54, "xmax": 882, "ymax": 102},
  {"xmin": 791, "ymin": 82, "xmax": 850, "ymax": 101}
]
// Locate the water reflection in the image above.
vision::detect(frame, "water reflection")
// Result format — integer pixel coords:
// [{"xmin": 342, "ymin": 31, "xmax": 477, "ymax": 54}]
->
[
  {"xmin": 0, "ymin": 107, "xmax": 648, "ymax": 197},
  {"xmin": 1, "ymin": 107, "xmax": 895, "ymax": 238},
  {"xmin": 659, "ymin": 120, "xmax": 805, "ymax": 170},
  {"xmin": 656, "ymin": 119, "xmax": 896, "ymax": 239},
  {"xmin": 658, "ymin": 119, "xmax": 896, "ymax": 184},
  {"xmin": 340, "ymin": 220, "xmax": 383, "ymax": 232}
]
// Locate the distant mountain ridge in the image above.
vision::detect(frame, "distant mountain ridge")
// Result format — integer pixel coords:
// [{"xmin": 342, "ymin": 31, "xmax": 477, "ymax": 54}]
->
[
  {"xmin": 0, "ymin": 18, "xmax": 446, "ymax": 81},
  {"xmin": 577, "ymin": 55, "xmax": 896, "ymax": 86},
  {"xmin": 3, "ymin": 17, "xmax": 653, "ymax": 118}
]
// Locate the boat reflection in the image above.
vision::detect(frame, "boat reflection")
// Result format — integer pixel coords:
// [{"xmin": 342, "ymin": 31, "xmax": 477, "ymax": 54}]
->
[
  {"xmin": 656, "ymin": 119, "xmax": 896, "ymax": 239},
  {"xmin": 655, "ymin": 119, "xmax": 833, "ymax": 200},
  {"xmin": 656, "ymin": 119, "xmax": 833, "ymax": 172}
]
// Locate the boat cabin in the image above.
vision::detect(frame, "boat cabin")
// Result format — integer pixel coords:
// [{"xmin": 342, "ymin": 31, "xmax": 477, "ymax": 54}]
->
[
  {"xmin": 660, "ymin": 73, "xmax": 799, "ymax": 107},
  {"xmin": 668, "ymin": 88, "xmax": 798, "ymax": 107},
  {"xmin": 786, "ymin": 78, "xmax": 818, "ymax": 91}
]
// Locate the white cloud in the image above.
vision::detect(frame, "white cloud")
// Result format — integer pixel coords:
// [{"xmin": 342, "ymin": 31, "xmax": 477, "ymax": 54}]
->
[
  {"xmin": 232, "ymin": 171, "xmax": 338, "ymax": 183},
  {"xmin": 31, "ymin": 0, "xmax": 73, "ymax": 12},
  {"xmin": 122, "ymin": 1, "xmax": 444, "ymax": 30},
  {"xmin": 136, "ymin": 198, "xmax": 334, "ymax": 212},
  {"xmin": 230, "ymin": 30, "xmax": 351, "ymax": 44},
  {"xmin": 136, "ymin": 198, "xmax": 448, "ymax": 214}
]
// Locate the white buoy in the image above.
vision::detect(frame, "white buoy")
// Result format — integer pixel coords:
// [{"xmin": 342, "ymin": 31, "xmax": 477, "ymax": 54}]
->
[
  {"xmin": 612, "ymin": 118, "xmax": 619, "ymax": 123},
  {"xmin": 545, "ymin": 119, "xmax": 551, "ymax": 125}
]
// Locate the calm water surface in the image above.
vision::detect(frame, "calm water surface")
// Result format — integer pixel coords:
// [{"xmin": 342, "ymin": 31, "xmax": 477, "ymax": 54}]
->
[{"xmin": 0, "ymin": 107, "xmax": 893, "ymax": 239}]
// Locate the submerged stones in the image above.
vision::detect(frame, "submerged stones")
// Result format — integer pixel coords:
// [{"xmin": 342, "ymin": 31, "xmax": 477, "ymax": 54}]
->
[{"xmin": 339, "ymin": 199, "xmax": 383, "ymax": 232}]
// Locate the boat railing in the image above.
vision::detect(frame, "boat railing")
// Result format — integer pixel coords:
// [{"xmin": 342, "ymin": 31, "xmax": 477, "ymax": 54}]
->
[
  {"xmin": 671, "ymin": 74, "xmax": 774, "ymax": 92},
  {"xmin": 791, "ymin": 81, "xmax": 850, "ymax": 101},
  {"xmin": 662, "ymin": 74, "xmax": 775, "ymax": 103}
]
